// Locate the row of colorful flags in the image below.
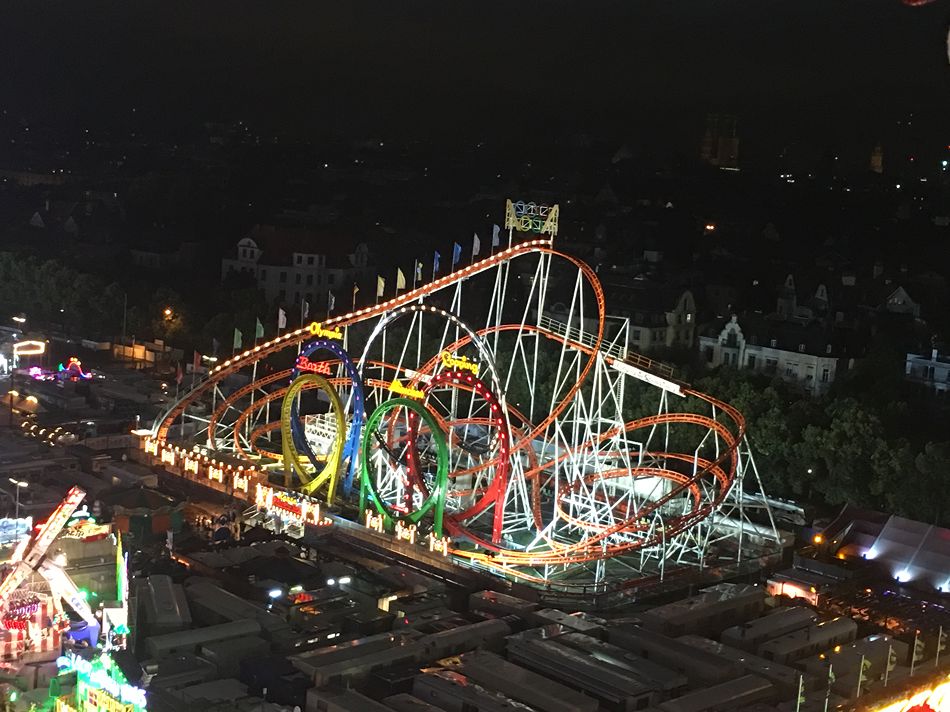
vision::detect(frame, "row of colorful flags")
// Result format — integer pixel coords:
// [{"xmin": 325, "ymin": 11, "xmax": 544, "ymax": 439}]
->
[{"xmin": 210, "ymin": 227, "xmax": 508, "ymax": 357}]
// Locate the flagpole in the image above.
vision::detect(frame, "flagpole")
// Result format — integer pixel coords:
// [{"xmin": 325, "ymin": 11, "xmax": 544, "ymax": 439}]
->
[
  {"xmin": 910, "ymin": 629, "xmax": 920, "ymax": 677},
  {"xmin": 884, "ymin": 645, "xmax": 892, "ymax": 687},
  {"xmin": 795, "ymin": 674, "xmax": 804, "ymax": 712},
  {"xmin": 823, "ymin": 664, "xmax": 833, "ymax": 712},
  {"xmin": 856, "ymin": 655, "xmax": 866, "ymax": 698},
  {"xmin": 937, "ymin": 625, "xmax": 945, "ymax": 668}
]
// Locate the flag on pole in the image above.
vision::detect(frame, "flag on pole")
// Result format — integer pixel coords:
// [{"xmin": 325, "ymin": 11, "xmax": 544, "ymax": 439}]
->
[
  {"xmin": 396, "ymin": 268, "xmax": 406, "ymax": 291},
  {"xmin": 452, "ymin": 242, "xmax": 462, "ymax": 267},
  {"xmin": 232, "ymin": 329, "xmax": 242, "ymax": 351},
  {"xmin": 175, "ymin": 362, "xmax": 183, "ymax": 386},
  {"xmin": 255, "ymin": 318, "xmax": 264, "ymax": 339},
  {"xmin": 277, "ymin": 308, "xmax": 287, "ymax": 330},
  {"xmin": 302, "ymin": 299, "xmax": 310, "ymax": 320},
  {"xmin": 376, "ymin": 275, "xmax": 385, "ymax": 298},
  {"xmin": 472, "ymin": 233, "xmax": 481, "ymax": 258},
  {"xmin": 857, "ymin": 656, "xmax": 871, "ymax": 697},
  {"xmin": 492, "ymin": 223, "xmax": 501, "ymax": 248},
  {"xmin": 937, "ymin": 626, "xmax": 946, "ymax": 667},
  {"xmin": 911, "ymin": 630, "xmax": 924, "ymax": 675},
  {"xmin": 193, "ymin": 351, "xmax": 201, "ymax": 371},
  {"xmin": 885, "ymin": 645, "xmax": 897, "ymax": 687},
  {"xmin": 328, "ymin": 292, "xmax": 335, "ymax": 312},
  {"xmin": 795, "ymin": 675, "xmax": 805, "ymax": 712},
  {"xmin": 433, "ymin": 250, "xmax": 441, "ymax": 276},
  {"xmin": 352, "ymin": 282, "xmax": 360, "ymax": 309},
  {"xmin": 415, "ymin": 260, "xmax": 423, "ymax": 284}
]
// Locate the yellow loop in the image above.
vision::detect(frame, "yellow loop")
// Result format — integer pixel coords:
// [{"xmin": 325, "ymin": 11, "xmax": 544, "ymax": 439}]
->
[{"xmin": 280, "ymin": 374, "xmax": 346, "ymax": 502}]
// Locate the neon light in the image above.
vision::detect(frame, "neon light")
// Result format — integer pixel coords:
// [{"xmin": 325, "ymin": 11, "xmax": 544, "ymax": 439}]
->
[
  {"xmin": 395, "ymin": 521, "xmax": 417, "ymax": 544},
  {"xmin": 428, "ymin": 533, "xmax": 451, "ymax": 556},
  {"xmin": 295, "ymin": 356, "xmax": 332, "ymax": 375},
  {"xmin": 12, "ymin": 340, "xmax": 45, "ymax": 357},
  {"xmin": 58, "ymin": 651, "xmax": 148, "ymax": 710},
  {"xmin": 439, "ymin": 351, "xmax": 479, "ymax": 376},
  {"xmin": 388, "ymin": 379, "xmax": 425, "ymax": 399},
  {"xmin": 207, "ymin": 466, "xmax": 223, "ymax": 483},
  {"xmin": 144, "ymin": 439, "xmax": 158, "ymax": 456},
  {"xmin": 308, "ymin": 322, "xmax": 344, "ymax": 340},
  {"xmin": 253, "ymin": 484, "xmax": 328, "ymax": 528},
  {"xmin": 27, "ymin": 366, "xmax": 42, "ymax": 378},
  {"xmin": 364, "ymin": 510, "xmax": 384, "ymax": 533},
  {"xmin": 184, "ymin": 458, "xmax": 199, "ymax": 475},
  {"xmin": 233, "ymin": 473, "xmax": 249, "ymax": 493},
  {"xmin": 504, "ymin": 198, "xmax": 560, "ymax": 237},
  {"xmin": 160, "ymin": 449, "xmax": 176, "ymax": 466}
]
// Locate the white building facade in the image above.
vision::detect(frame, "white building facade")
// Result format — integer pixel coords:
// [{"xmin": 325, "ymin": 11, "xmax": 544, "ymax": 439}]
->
[
  {"xmin": 905, "ymin": 350, "xmax": 950, "ymax": 395},
  {"xmin": 221, "ymin": 225, "xmax": 371, "ymax": 307},
  {"xmin": 699, "ymin": 316, "xmax": 842, "ymax": 396}
]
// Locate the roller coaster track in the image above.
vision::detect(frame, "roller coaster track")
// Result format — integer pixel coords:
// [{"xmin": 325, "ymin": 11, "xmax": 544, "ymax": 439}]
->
[{"xmin": 153, "ymin": 238, "xmax": 771, "ymax": 582}]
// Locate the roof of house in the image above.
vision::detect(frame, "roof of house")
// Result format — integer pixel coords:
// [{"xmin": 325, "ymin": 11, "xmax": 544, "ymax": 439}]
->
[
  {"xmin": 239, "ymin": 224, "xmax": 370, "ymax": 268},
  {"xmin": 701, "ymin": 314, "xmax": 869, "ymax": 359}
]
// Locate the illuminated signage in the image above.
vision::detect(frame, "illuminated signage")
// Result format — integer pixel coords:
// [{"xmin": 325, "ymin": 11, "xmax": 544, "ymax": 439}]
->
[
  {"xmin": 295, "ymin": 356, "xmax": 332, "ymax": 375},
  {"xmin": 183, "ymin": 458, "xmax": 199, "ymax": 475},
  {"xmin": 440, "ymin": 351, "xmax": 479, "ymax": 376},
  {"xmin": 388, "ymin": 379, "xmax": 424, "ymax": 399},
  {"xmin": 308, "ymin": 322, "xmax": 344, "ymax": 340},
  {"xmin": 364, "ymin": 510, "xmax": 384, "ymax": 533},
  {"xmin": 143, "ymin": 439, "xmax": 158, "ymax": 456},
  {"xmin": 428, "ymin": 532, "xmax": 451, "ymax": 556},
  {"xmin": 57, "ymin": 652, "xmax": 147, "ymax": 710},
  {"xmin": 207, "ymin": 466, "xmax": 223, "ymax": 483},
  {"xmin": 233, "ymin": 473, "xmax": 249, "ymax": 493},
  {"xmin": 395, "ymin": 521, "xmax": 417, "ymax": 544},
  {"xmin": 254, "ymin": 484, "xmax": 325, "ymax": 527},
  {"xmin": 160, "ymin": 449, "xmax": 176, "ymax": 466},
  {"xmin": 505, "ymin": 199, "xmax": 560, "ymax": 237},
  {"xmin": 13, "ymin": 340, "xmax": 46, "ymax": 357}
]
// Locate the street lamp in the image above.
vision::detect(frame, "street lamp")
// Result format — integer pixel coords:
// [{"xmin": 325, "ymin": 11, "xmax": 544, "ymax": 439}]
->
[
  {"xmin": 11, "ymin": 315, "xmax": 25, "ymax": 325},
  {"xmin": 163, "ymin": 307, "xmax": 173, "ymax": 318},
  {"xmin": 8, "ymin": 479, "xmax": 27, "ymax": 520}
]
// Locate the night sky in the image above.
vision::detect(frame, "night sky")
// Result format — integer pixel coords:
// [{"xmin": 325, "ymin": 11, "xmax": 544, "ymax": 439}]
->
[{"xmin": 2, "ymin": 0, "xmax": 949, "ymax": 161}]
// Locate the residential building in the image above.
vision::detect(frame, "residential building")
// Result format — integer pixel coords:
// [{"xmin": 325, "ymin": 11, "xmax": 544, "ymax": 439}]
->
[
  {"xmin": 698, "ymin": 315, "xmax": 848, "ymax": 396},
  {"xmin": 700, "ymin": 114, "xmax": 740, "ymax": 170},
  {"xmin": 221, "ymin": 224, "xmax": 372, "ymax": 307},
  {"xmin": 905, "ymin": 349, "xmax": 950, "ymax": 394},
  {"xmin": 600, "ymin": 281, "xmax": 696, "ymax": 353}
]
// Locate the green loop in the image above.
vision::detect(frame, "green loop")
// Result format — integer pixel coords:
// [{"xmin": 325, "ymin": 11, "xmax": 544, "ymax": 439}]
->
[{"xmin": 360, "ymin": 397, "xmax": 448, "ymax": 538}]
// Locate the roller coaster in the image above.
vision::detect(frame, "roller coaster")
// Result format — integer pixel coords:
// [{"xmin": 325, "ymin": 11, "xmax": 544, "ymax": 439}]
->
[{"xmin": 150, "ymin": 202, "xmax": 782, "ymax": 589}]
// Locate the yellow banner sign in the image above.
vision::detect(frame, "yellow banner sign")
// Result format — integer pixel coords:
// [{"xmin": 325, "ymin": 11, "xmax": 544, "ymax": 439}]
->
[
  {"xmin": 389, "ymin": 379, "xmax": 424, "ymax": 399},
  {"xmin": 440, "ymin": 351, "xmax": 479, "ymax": 376},
  {"xmin": 308, "ymin": 322, "xmax": 344, "ymax": 340}
]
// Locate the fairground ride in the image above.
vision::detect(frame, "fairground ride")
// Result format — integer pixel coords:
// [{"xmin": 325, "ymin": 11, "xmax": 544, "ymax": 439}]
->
[{"xmin": 152, "ymin": 200, "xmax": 783, "ymax": 590}]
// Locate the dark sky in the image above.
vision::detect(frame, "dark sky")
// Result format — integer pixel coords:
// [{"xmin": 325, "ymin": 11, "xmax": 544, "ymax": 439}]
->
[{"xmin": 2, "ymin": 0, "xmax": 949, "ymax": 159}]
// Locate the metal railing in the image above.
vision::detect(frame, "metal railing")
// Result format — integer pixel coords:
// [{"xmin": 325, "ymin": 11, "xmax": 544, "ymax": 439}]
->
[{"xmin": 538, "ymin": 315, "xmax": 674, "ymax": 378}]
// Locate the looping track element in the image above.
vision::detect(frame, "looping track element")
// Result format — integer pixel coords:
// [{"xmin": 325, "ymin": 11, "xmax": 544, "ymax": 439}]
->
[
  {"xmin": 406, "ymin": 369, "xmax": 509, "ymax": 544},
  {"xmin": 293, "ymin": 339, "xmax": 364, "ymax": 496},
  {"xmin": 280, "ymin": 374, "xmax": 345, "ymax": 500},
  {"xmin": 360, "ymin": 398, "xmax": 449, "ymax": 538}
]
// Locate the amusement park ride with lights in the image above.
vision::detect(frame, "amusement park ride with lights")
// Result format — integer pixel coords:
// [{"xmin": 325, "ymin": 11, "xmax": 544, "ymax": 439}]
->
[{"xmin": 149, "ymin": 200, "xmax": 784, "ymax": 589}]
